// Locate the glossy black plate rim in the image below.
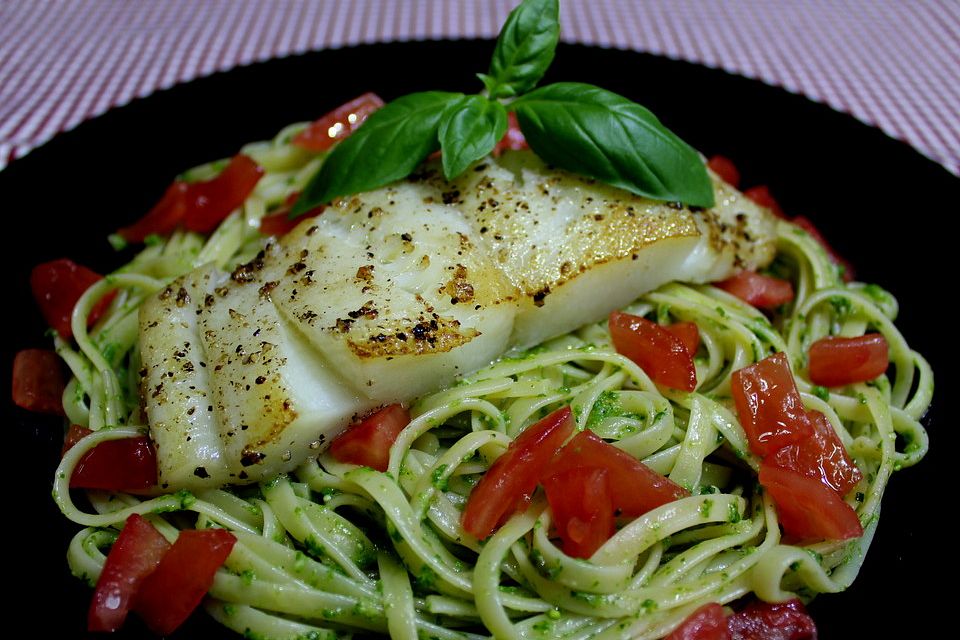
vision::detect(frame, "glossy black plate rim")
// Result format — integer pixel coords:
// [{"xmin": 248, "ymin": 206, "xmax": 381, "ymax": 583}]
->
[{"xmin": 4, "ymin": 40, "xmax": 954, "ymax": 638}]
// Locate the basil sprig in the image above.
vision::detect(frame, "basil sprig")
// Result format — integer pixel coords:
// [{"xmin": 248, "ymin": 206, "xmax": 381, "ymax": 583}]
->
[{"xmin": 293, "ymin": 0, "xmax": 713, "ymax": 217}]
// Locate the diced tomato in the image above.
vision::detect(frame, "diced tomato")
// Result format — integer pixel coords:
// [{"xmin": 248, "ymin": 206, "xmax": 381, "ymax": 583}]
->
[
  {"xmin": 770, "ymin": 410, "xmax": 862, "ymax": 497},
  {"xmin": 329, "ymin": 404, "xmax": 410, "ymax": 472},
  {"xmin": 182, "ymin": 154, "xmax": 264, "ymax": 233},
  {"xmin": 609, "ymin": 312, "xmax": 697, "ymax": 391},
  {"xmin": 117, "ymin": 155, "xmax": 263, "ymax": 242},
  {"xmin": 62, "ymin": 423, "xmax": 93, "ymax": 456},
  {"xmin": 543, "ymin": 430, "xmax": 688, "ymax": 518},
  {"xmin": 542, "ymin": 467, "xmax": 614, "ymax": 558},
  {"xmin": 792, "ymin": 215, "xmax": 854, "ymax": 282},
  {"xmin": 462, "ymin": 406, "xmax": 575, "ymax": 540},
  {"xmin": 808, "ymin": 334, "xmax": 888, "ymax": 388},
  {"xmin": 31, "ymin": 258, "xmax": 113, "ymax": 339},
  {"xmin": 12, "ymin": 349, "xmax": 65, "ymax": 415},
  {"xmin": 707, "ymin": 155, "xmax": 740, "ymax": 189},
  {"xmin": 116, "ymin": 182, "xmax": 190, "ymax": 243},
  {"xmin": 716, "ymin": 271, "xmax": 794, "ymax": 310},
  {"xmin": 134, "ymin": 529, "xmax": 236, "ymax": 635},
  {"xmin": 727, "ymin": 598, "xmax": 817, "ymax": 640},
  {"xmin": 732, "ymin": 353, "xmax": 812, "ymax": 458},
  {"xmin": 664, "ymin": 321, "xmax": 701, "ymax": 356},
  {"xmin": 743, "ymin": 185, "xmax": 787, "ymax": 219},
  {"xmin": 63, "ymin": 424, "xmax": 158, "ymax": 493},
  {"xmin": 292, "ymin": 92, "xmax": 385, "ymax": 152},
  {"xmin": 88, "ymin": 514, "xmax": 171, "ymax": 632},
  {"xmin": 493, "ymin": 111, "xmax": 529, "ymax": 156},
  {"xmin": 258, "ymin": 191, "xmax": 325, "ymax": 237},
  {"xmin": 759, "ymin": 461, "xmax": 863, "ymax": 541},
  {"xmin": 667, "ymin": 603, "xmax": 731, "ymax": 640}
]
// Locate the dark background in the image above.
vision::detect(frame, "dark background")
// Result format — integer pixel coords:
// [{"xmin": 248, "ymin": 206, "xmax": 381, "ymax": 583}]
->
[{"xmin": 3, "ymin": 41, "xmax": 953, "ymax": 637}]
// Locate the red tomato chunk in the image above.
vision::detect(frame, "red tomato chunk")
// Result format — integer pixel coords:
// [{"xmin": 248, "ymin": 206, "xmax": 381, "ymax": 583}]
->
[
  {"xmin": 329, "ymin": 404, "xmax": 411, "ymax": 472},
  {"xmin": 609, "ymin": 311, "xmax": 698, "ymax": 391},
  {"xmin": 293, "ymin": 92, "xmax": 385, "ymax": 152},
  {"xmin": 716, "ymin": 271, "xmax": 794, "ymax": 310},
  {"xmin": 727, "ymin": 598, "xmax": 818, "ymax": 640},
  {"xmin": 493, "ymin": 111, "xmax": 529, "ymax": 156},
  {"xmin": 88, "ymin": 514, "xmax": 171, "ymax": 632},
  {"xmin": 542, "ymin": 467, "xmax": 614, "ymax": 558},
  {"xmin": 807, "ymin": 334, "xmax": 889, "ymax": 387},
  {"xmin": 707, "ymin": 155, "xmax": 741, "ymax": 189},
  {"xmin": 667, "ymin": 602, "xmax": 730, "ymax": 640},
  {"xmin": 134, "ymin": 529, "xmax": 236, "ymax": 635},
  {"xmin": 258, "ymin": 191, "xmax": 325, "ymax": 237},
  {"xmin": 769, "ymin": 410, "xmax": 862, "ymax": 497},
  {"xmin": 31, "ymin": 258, "xmax": 112, "ymax": 339},
  {"xmin": 759, "ymin": 461, "xmax": 862, "ymax": 541},
  {"xmin": 732, "ymin": 353, "xmax": 812, "ymax": 458},
  {"xmin": 462, "ymin": 406, "xmax": 575, "ymax": 540},
  {"xmin": 63, "ymin": 424, "xmax": 158, "ymax": 493},
  {"xmin": 543, "ymin": 430, "xmax": 688, "ymax": 518},
  {"xmin": 12, "ymin": 348, "xmax": 65, "ymax": 415},
  {"xmin": 117, "ymin": 154, "xmax": 263, "ymax": 242}
]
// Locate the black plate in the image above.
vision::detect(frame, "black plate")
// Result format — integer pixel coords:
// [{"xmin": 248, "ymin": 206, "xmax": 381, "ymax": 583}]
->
[{"xmin": 4, "ymin": 41, "xmax": 954, "ymax": 638}]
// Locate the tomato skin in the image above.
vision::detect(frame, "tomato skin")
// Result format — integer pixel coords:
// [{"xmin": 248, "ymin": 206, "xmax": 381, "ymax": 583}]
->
[
  {"xmin": 543, "ymin": 430, "xmax": 688, "ymax": 517},
  {"xmin": 791, "ymin": 215, "xmax": 854, "ymax": 282},
  {"xmin": 462, "ymin": 406, "xmax": 575, "ymax": 540},
  {"xmin": 664, "ymin": 321, "xmax": 701, "ymax": 356},
  {"xmin": 769, "ymin": 410, "xmax": 862, "ymax": 497},
  {"xmin": 182, "ymin": 154, "xmax": 264, "ymax": 233},
  {"xmin": 116, "ymin": 181, "xmax": 189, "ymax": 243},
  {"xmin": 667, "ymin": 603, "xmax": 731, "ymax": 640},
  {"xmin": 88, "ymin": 514, "xmax": 171, "ymax": 632},
  {"xmin": 808, "ymin": 334, "xmax": 888, "ymax": 387},
  {"xmin": 293, "ymin": 92, "xmax": 385, "ymax": 151},
  {"xmin": 732, "ymin": 353, "xmax": 812, "ymax": 458},
  {"xmin": 64, "ymin": 424, "xmax": 158, "ymax": 492},
  {"xmin": 707, "ymin": 155, "xmax": 741, "ymax": 189},
  {"xmin": 743, "ymin": 185, "xmax": 787, "ymax": 219},
  {"xmin": 31, "ymin": 258, "xmax": 111, "ymax": 339},
  {"xmin": 329, "ymin": 404, "xmax": 410, "ymax": 472},
  {"xmin": 117, "ymin": 155, "xmax": 263, "ymax": 241},
  {"xmin": 493, "ymin": 111, "xmax": 529, "ymax": 155},
  {"xmin": 12, "ymin": 349, "xmax": 65, "ymax": 415},
  {"xmin": 609, "ymin": 312, "xmax": 698, "ymax": 391},
  {"xmin": 759, "ymin": 461, "xmax": 863, "ymax": 541},
  {"xmin": 134, "ymin": 529, "xmax": 236, "ymax": 635},
  {"xmin": 716, "ymin": 271, "xmax": 794, "ymax": 310},
  {"xmin": 727, "ymin": 598, "xmax": 817, "ymax": 640},
  {"xmin": 542, "ymin": 467, "xmax": 614, "ymax": 558},
  {"xmin": 258, "ymin": 191, "xmax": 325, "ymax": 237}
]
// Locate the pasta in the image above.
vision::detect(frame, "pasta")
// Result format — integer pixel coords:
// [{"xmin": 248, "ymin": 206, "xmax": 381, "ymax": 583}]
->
[{"xmin": 49, "ymin": 118, "xmax": 931, "ymax": 639}]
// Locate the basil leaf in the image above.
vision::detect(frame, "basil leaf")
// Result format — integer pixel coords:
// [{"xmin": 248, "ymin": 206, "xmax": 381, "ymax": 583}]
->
[
  {"xmin": 439, "ymin": 96, "xmax": 508, "ymax": 180},
  {"xmin": 293, "ymin": 91, "xmax": 463, "ymax": 215},
  {"xmin": 484, "ymin": 0, "xmax": 559, "ymax": 99},
  {"xmin": 512, "ymin": 83, "xmax": 714, "ymax": 207}
]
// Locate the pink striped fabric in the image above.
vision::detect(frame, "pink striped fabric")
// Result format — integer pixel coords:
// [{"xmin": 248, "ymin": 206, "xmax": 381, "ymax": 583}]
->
[{"xmin": 1, "ymin": 0, "xmax": 957, "ymax": 175}]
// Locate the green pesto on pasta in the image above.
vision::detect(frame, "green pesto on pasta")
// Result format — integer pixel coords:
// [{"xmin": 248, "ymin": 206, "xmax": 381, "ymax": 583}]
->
[{"xmin": 51, "ymin": 119, "xmax": 931, "ymax": 640}]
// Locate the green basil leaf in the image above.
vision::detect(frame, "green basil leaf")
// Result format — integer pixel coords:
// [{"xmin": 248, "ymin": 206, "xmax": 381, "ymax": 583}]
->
[
  {"xmin": 439, "ymin": 96, "xmax": 508, "ymax": 180},
  {"xmin": 485, "ymin": 0, "xmax": 559, "ymax": 99},
  {"xmin": 512, "ymin": 83, "xmax": 714, "ymax": 207},
  {"xmin": 293, "ymin": 91, "xmax": 463, "ymax": 215}
]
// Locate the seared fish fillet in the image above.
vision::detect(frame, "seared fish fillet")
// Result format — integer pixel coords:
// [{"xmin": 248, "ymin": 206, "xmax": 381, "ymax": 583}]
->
[{"xmin": 140, "ymin": 150, "xmax": 775, "ymax": 489}]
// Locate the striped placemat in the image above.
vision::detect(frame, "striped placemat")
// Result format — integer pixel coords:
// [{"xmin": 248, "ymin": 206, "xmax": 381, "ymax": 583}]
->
[{"xmin": 1, "ymin": 0, "xmax": 957, "ymax": 175}]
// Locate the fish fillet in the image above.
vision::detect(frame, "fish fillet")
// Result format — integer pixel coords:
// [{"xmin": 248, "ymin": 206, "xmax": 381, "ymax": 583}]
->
[{"xmin": 139, "ymin": 150, "xmax": 776, "ymax": 489}]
